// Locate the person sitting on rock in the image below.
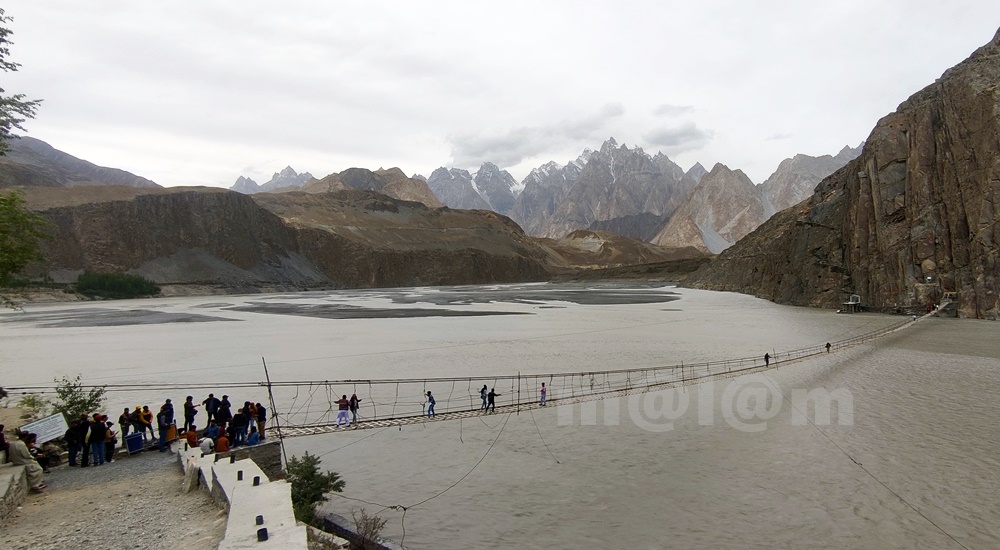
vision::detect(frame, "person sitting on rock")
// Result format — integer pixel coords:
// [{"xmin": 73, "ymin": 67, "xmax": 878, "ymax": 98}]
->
[
  {"xmin": 204, "ymin": 420, "xmax": 220, "ymax": 442},
  {"xmin": 9, "ymin": 432, "xmax": 46, "ymax": 492},
  {"xmin": 25, "ymin": 433, "xmax": 51, "ymax": 473},
  {"xmin": 0, "ymin": 424, "xmax": 8, "ymax": 464},
  {"xmin": 199, "ymin": 436, "xmax": 215, "ymax": 455},
  {"xmin": 185, "ymin": 424, "xmax": 199, "ymax": 449},
  {"xmin": 215, "ymin": 432, "xmax": 230, "ymax": 453}
]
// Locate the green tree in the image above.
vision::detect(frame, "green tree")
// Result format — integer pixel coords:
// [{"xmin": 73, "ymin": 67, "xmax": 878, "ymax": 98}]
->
[
  {"xmin": 52, "ymin": 375, "xmax": 107, "ymax": 420},
  {"xmin": 0, "ymin": 189, "xmax": 49, "ymax": 285},
  {"xmin": 286, "ymin": 451, "xmax": 345, "ymax": 527},
  {"xmin": 0, "ymin": 8, "xmax": 41, "ymax": 156}
]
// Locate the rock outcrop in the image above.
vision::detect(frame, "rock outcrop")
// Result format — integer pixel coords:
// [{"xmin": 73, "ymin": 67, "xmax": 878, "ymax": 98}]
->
[
  {"xmin": 24, "ymin": 186, "xmax": 541, "ymax": 289},
  {"xmin": 0, "ymin": 136, "xmax": 159, "ymax": 189},
  {"xmin": 302, "ymin": 167, "xmax": 443, "ymax": 208},
  {"xmin": 685, "ymin": 29, "xmax": 1000, "ymax": 318}
]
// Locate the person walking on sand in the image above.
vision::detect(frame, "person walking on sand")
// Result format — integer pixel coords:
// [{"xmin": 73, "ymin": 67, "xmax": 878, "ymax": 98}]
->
[
  {"xmin": 540, "ymin": 382, "xmax": 547, "ymax": 406},
  {"xmin": 335, "ymin": 395, "xmax": 351, "ymax": 427},
  {"xmin": 764, "ymin": 353, "xmax": 770, "ymax": 367},
  {"xmin": 487, "ymin": 388, "xmax": 500, "ymax": 413},
  {"xmin": 480, "ymin": 385, "xmax": 488, "ymax": 410},
  {"xmin": 825, "ymin": 342, "xmax": 831, "ymax": 353},
  {"xmin": 426, "ymin": 391, "xmax": 436, "ymax": 418},
  {"xmin": 349, "ymin": 393, "xmax": 362, "ymax": 424}
]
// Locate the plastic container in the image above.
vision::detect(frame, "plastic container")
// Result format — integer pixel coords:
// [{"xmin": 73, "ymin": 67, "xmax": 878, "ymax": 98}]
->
[{"xmin": 124, "ymin": 432, "xmax": 144, "ymax": 455}]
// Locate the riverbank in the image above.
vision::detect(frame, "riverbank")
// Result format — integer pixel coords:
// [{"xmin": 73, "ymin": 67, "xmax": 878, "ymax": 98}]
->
[{"xmin": 0, "ymin": 444, "xmax": 226, "ymax": 549}]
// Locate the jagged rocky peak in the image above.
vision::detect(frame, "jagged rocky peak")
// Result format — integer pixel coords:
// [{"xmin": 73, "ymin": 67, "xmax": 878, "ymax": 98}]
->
[
  {"xmin": 685, "ymin": 162, "xmax": 708, "ymax": 184},
  {"xmin": 231, "ymin": 176, "xmax": 260, "ymax": 194},
  {"xmin": 760, "ymin": 145, "xmax": 864, "ymax": 214},
  {"xmin": 651, "ymin": 162, "xmax": 764, "ymax": 254},
  {"xmin": 599, "ymin": 137, "xmax": 620, "ymax": 155},
  {"xmin": 411, "ymin": 173, "xmax": 427, "ymax": 182},
  {"xmin": 229, "ymin": 166, "xmax": 314, "ymax": 194},
  {"xmin": 427, "ymin": 166, "xmax": 490, "ymax": 210},
  {"xmin": 473, "ymin": 162, "xmax": 518, "ymax": 214}
]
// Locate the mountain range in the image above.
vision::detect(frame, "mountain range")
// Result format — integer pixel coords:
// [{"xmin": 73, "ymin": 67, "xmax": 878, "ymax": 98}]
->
[{"xmin": 424, "ymin": 138, "xmax": 859, "ymax": 252}]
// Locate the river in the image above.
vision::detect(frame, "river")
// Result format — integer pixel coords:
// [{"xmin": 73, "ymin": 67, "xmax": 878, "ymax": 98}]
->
[{"xmin": 1, "ymin": 283, "xmax": 997, "ymax": 548}]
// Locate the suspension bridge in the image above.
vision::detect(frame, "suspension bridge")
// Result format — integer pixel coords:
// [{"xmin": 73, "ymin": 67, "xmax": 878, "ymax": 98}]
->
[{"xmin": 266, "ymin": 313, "xmax": 924, "ymax": 439}]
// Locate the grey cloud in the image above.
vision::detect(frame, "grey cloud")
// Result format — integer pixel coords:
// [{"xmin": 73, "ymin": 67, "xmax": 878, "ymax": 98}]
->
[
  {"xmin": 448, "ymin": 104, "xmax": 625, "ymax": 168},
  {"xmin": 643, "ymin": 122, "xmax": 713, "ymax": 153},
  {"xmin": 765, "ymin": 132, "xmax": 793, "ymax": 141}
]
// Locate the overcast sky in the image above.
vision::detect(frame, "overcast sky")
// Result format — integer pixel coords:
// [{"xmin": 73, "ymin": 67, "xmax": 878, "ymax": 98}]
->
[{"xmin": 6, "ymin": 1, "xmax": 1000, "ymax": 188}]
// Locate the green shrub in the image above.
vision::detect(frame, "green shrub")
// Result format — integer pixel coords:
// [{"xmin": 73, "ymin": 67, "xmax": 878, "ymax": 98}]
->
[
  {"xmin": 75, "ymin": 271, "xmax": 160, "ymax": 299},
  {"xmin": 286, "ymin": 451, "xmax": 345, "ymax": 527}
]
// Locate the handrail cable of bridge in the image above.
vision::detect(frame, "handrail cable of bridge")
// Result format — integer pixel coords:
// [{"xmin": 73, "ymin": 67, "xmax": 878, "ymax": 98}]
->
[{"xmin": 5, "ymin": 306, "xmax": 945, "ymax": 439}]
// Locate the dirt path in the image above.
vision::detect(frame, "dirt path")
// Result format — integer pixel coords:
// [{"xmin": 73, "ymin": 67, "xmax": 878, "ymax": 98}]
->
[{"xmin": 1, "ymin": 446, "xmax": 226, "ymax": 549}]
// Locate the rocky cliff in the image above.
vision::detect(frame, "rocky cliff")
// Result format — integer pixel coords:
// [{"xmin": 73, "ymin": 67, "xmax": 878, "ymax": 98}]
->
[{"xmin": 685, "ymin": 29, "xmax": 1000, "ymax": 318}]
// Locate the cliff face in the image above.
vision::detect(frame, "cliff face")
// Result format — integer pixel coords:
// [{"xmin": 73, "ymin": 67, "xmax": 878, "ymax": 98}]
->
[{"xmin": 685, "ymin": 29, "xmax": 1000, "ymax": 318}]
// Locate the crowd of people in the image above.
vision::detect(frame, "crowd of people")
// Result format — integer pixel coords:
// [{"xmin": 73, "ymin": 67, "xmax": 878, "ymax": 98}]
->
[{"xmin": 0, "ymin": 393, "xmax": 269, "ymax": 493}]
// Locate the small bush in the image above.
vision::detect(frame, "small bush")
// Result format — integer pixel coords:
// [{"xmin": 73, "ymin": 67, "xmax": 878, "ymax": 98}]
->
[
  {"xmin": 75, "ymin": 271, "xmax": 160, "ymax": 299},
  {"xmin": 17, "ymin": 393, "xmax": 49, "ymax": 417},
  {"xmin": 351, "ymin": 508, "xmax": 388, "ymax": 550},
  {"xmin": 52, "ymin": 375, "xmax": 106, "ymax": 420}
]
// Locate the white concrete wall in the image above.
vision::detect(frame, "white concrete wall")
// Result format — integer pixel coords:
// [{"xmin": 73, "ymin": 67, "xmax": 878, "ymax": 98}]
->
[{"xmin": 172, "ymin": 442, "xmax": 307, "ymax": 549}]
